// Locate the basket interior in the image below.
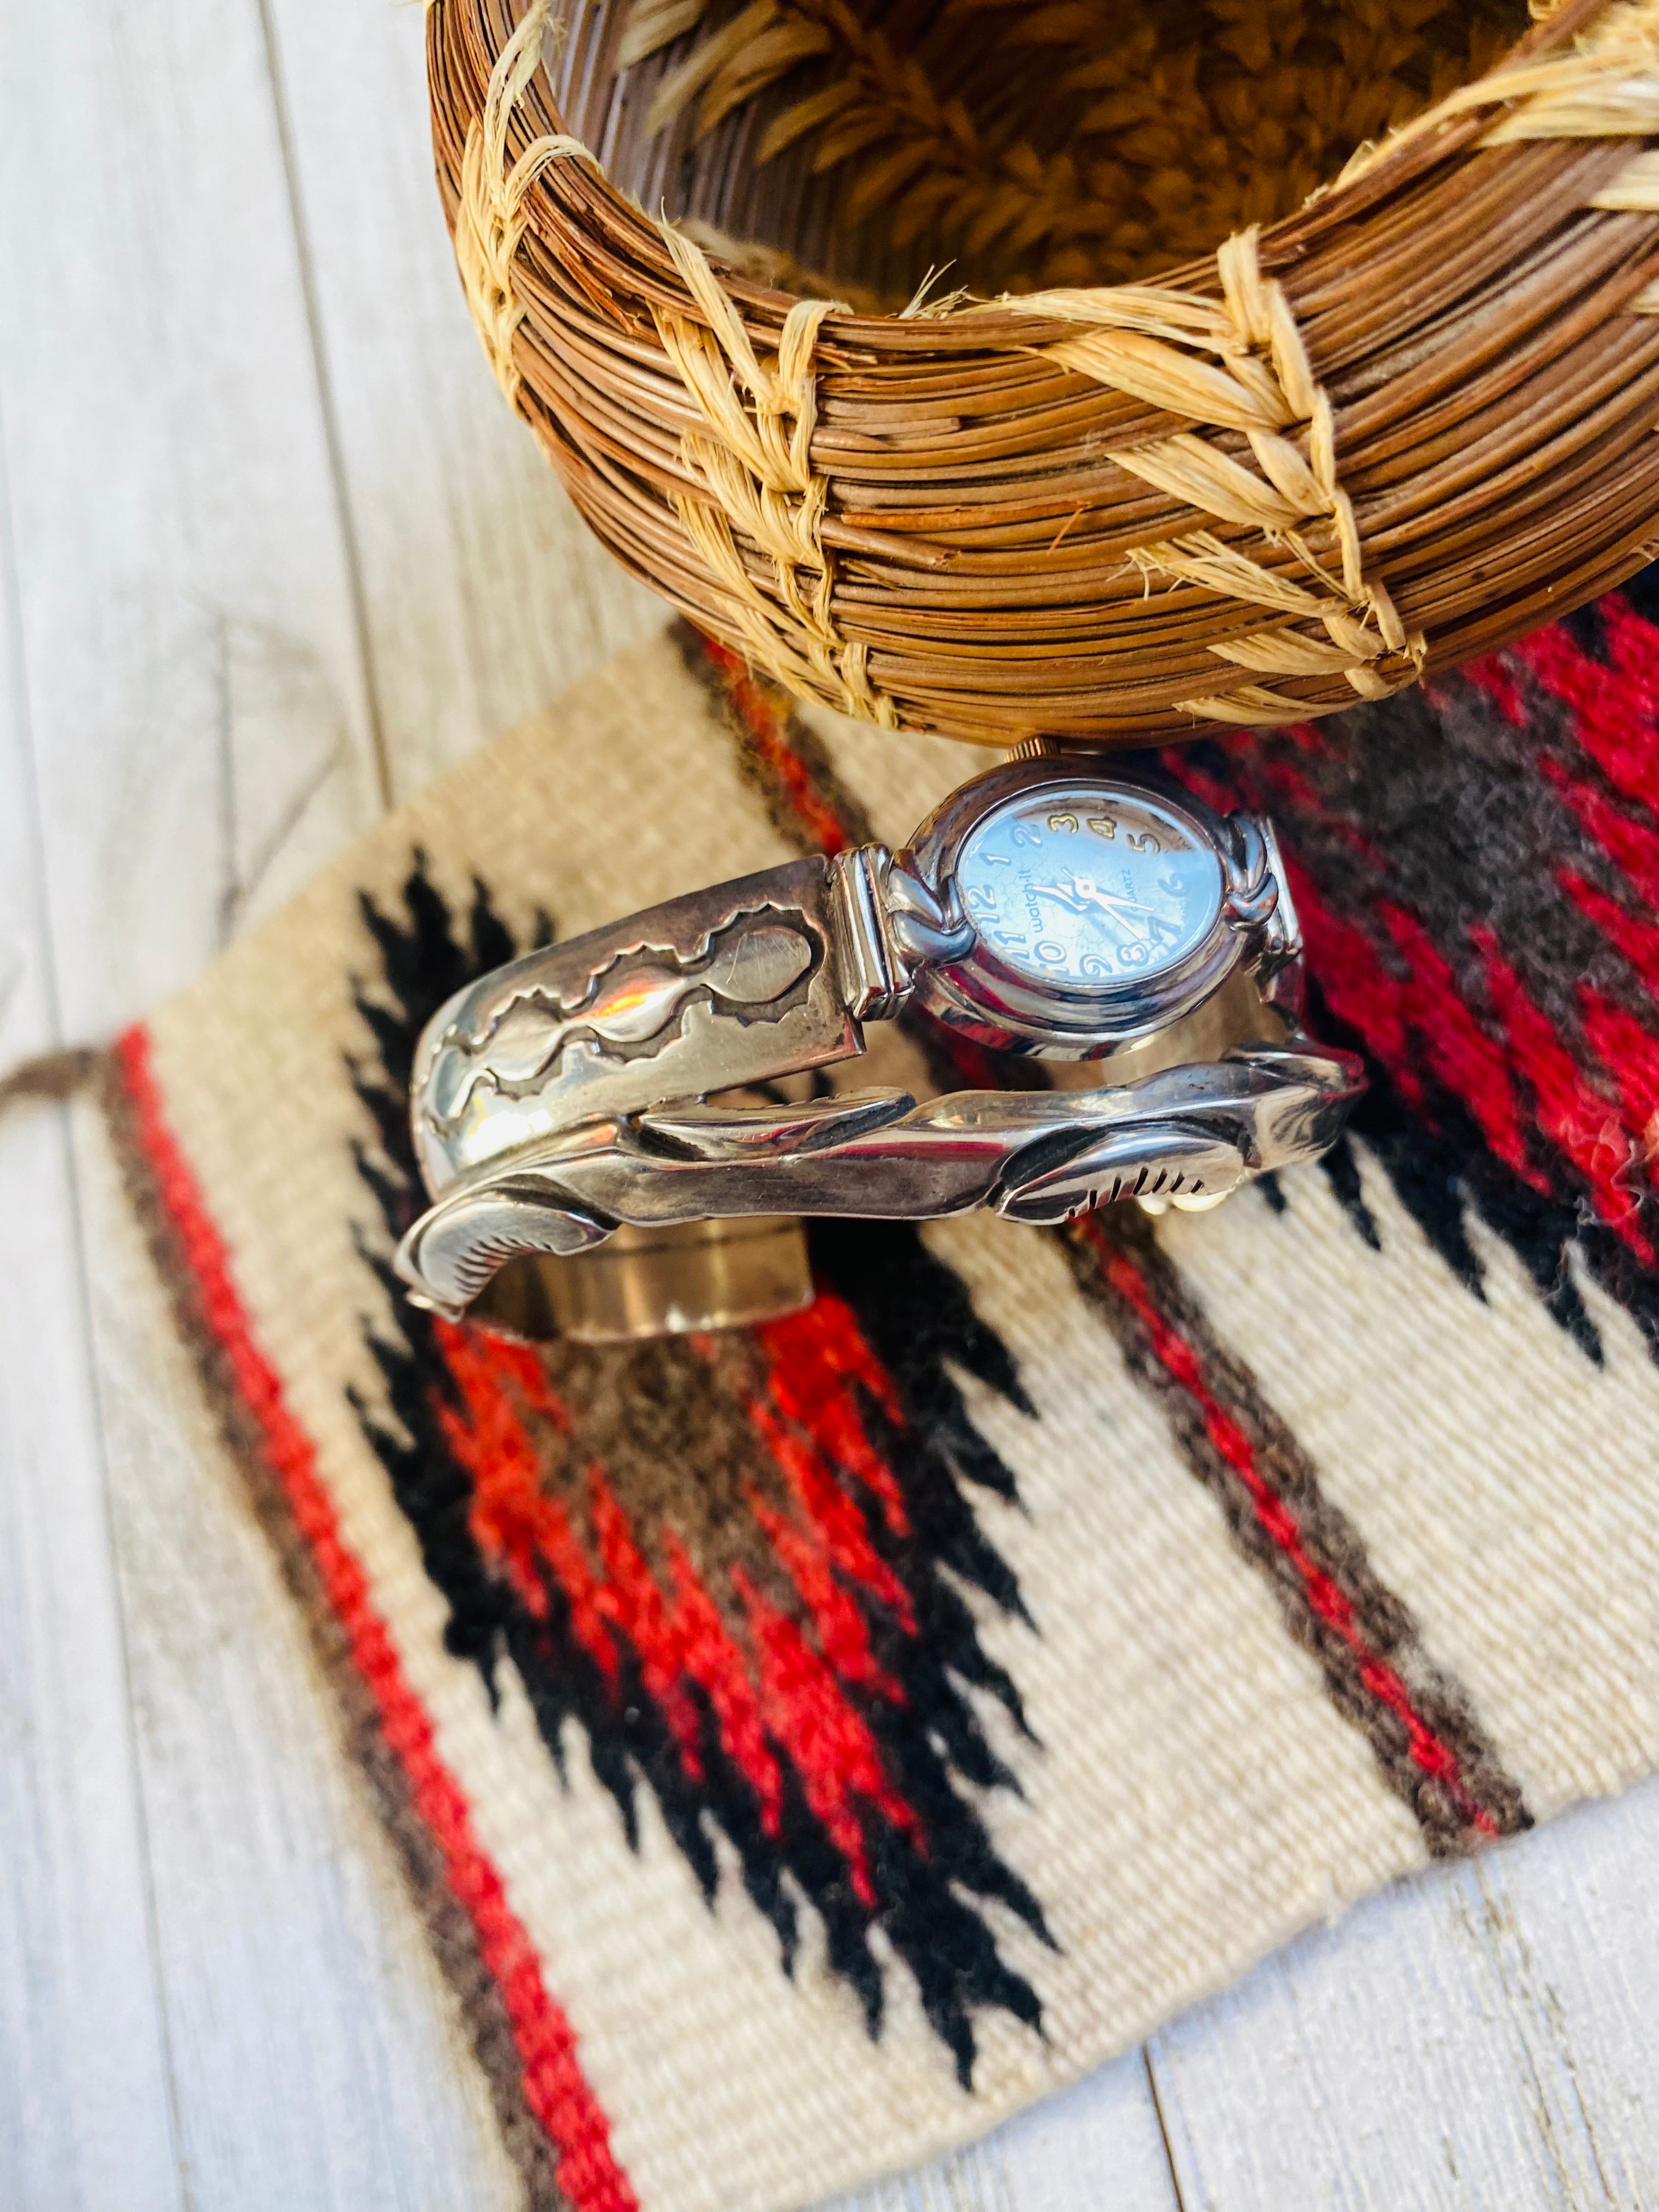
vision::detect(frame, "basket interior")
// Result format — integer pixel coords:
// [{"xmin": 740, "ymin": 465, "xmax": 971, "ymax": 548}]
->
[{"xmin": 567, "ymin": 0, "xmax": 1533, "ymax": 302}]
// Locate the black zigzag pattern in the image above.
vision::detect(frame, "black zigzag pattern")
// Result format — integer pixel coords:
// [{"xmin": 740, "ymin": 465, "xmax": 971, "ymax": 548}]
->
[{"xmin": 345, "ymin": 859, "xmax": 1053, "ymax": 2085}]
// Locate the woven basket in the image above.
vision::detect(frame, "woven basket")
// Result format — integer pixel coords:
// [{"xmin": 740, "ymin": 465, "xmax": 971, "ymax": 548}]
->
[{"xmin": 428, "ymin": 0, "xmax": 1659, "ymax": 747}]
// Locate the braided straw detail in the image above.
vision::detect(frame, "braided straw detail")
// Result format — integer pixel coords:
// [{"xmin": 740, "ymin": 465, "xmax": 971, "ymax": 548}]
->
[
  {"xmin": 653, "ymin": 228, "xmax": 898, "ymax": 727},
  {"xmin": 436, "ymin": 0, "xmax": 1659, "ymax": 745},
  {"xmin": 1338, "ymin": 0, "xmax": 1659, "ymax": 317},
  {"xmin": 454, "ymin": 0, "xmax": 595, "ymax": 408},
  {"xmin": 456, "ymin": 1, "xmax": 893, "ymax": 723},
  {"xmin": 1014, "ymin": 230, "xmax": 1423, "ymax": 727},
  {"xmin": 1345, "ymin": 0, "xmax": 1659, "ymax": 185}
]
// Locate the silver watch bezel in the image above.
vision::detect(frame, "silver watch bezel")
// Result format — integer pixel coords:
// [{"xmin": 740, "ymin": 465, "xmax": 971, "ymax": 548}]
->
[{"xmin": 895, "ymin": 758, "xmax": 1283, "ymax": 1058}]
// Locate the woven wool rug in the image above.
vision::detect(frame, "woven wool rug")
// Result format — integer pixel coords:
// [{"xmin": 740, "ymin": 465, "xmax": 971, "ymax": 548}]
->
[{"xmin": 92, "ymin": 601, "xmax": 1659, "ymax": 2212}]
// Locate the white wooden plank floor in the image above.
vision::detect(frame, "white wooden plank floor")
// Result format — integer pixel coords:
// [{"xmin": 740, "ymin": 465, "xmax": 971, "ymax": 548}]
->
[{"xmin": 1, "ymin": 4, "xmax": 1655, "ymax": 2207}]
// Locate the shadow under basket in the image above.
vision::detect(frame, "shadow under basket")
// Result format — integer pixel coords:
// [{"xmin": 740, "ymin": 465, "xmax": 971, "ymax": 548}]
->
[{"xmin": 428, "ymin": 0, "xmax": 1659, "ymax": 748}]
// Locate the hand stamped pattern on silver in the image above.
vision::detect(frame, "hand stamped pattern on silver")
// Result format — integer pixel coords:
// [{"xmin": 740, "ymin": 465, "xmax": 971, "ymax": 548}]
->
[
  {"xmin": 410, "ymin": 858, "xmax": 856, "ymax": 1195},
  {"xmin": 396, "ymin": 759, "xmax": 1363, "ymax": 1320}
]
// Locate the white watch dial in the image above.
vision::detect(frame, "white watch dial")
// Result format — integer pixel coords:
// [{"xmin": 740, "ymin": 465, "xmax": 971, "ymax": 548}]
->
[{"xmin": 955, "ymin": 787, "xmax": 1224, "ymax": 991}]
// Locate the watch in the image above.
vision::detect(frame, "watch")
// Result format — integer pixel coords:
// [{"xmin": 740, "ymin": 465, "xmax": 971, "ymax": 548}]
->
[
  {"xmin": 395, "ymin": 757, "xmax": 1363, "ymax": 1322},
  {"xmin": 889, "ymin": 758, "xmax": 1289, "ymax": 1053}
]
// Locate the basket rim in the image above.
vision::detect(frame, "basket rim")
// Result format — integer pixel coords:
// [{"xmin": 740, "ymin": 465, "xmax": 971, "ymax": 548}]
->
[
  {"xmin": 506, "ymin": 0, "xmax": 1615, "ymax": 342},
  {"xmin": 427, "ymin": 0, "xmax": 1659, "ymax": 744}
]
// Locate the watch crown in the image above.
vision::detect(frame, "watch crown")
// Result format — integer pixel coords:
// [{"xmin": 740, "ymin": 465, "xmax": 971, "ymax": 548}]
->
[{"xmin": 1003, "ymin": 734, "xmax": 1105, "ymax": 762}]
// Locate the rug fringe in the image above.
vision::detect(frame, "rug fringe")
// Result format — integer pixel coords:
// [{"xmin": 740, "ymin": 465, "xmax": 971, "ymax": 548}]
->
[{"xmin": 0, "ymin": 1047, "xmax": 104, "ymax": 1111}]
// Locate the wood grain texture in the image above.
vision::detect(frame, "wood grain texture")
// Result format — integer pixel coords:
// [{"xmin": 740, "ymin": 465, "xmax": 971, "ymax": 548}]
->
[
  {"xmin": 822, "ymin": 2051, "xmax": 1182, "ymax": 2212},
  {"xmin": 1, "ymin": 0, "xmax": 1657, "ymax": 2205},
  {"xmin": 0, "ymin": 0, "xmax": 382, "ymax": 1029},
  {"xmin": 257, "ymin": 0, "xmax": 661, "ymax": 797},
  {"xmin": 1152, "ymin": 1777, "xmax": 1659, "ymax": 2212},
  {"xmin": 0, "ymin": 387, "xmax": 184, "ymax": 2212}
]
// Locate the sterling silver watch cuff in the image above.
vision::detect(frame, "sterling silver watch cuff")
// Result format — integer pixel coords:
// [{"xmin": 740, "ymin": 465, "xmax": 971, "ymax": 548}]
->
[{"xmin": 394, "ymin": 759, "xmax": 1364, "ymax": 1323}]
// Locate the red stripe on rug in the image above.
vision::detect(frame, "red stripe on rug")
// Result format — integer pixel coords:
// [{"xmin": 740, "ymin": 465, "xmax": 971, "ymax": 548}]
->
[
  {"xmin": 431, "ymin": 1316, "xmax": 915, "ymax": 1878},
  {"xmin": 586, "ymin": 1470, "xmax": 709, "ymax": 1775},
  {"xmin": 1511, "ymin": 602, "xmax": 1659, "ymax": 810},
  {"xmin": 1078, "ymin": 1217, "xmax": 1502, "ymax": 1839},
  {"xmin": 698, "ymin": 636, "xmax": 853, "ymax": 855},
  {"xmin": 1164, "ymin": 725, "xmax": 1655, "ymax": 1250},
  {"xmin": 1457, "ymin": 652, "xmax": 1531, "ymax": 730},
  {"xmin": 755, "ymin": 1294, "xmax": 910, "ymax": 1536},
  {"xmin": 743, "ymin": 1481, "xmax": 905, "ymax": 1701},
  {"xmin": 113, "ymin": 1024, "xmax": 640, "ymax": 2212},
  {"xmin": 729, "ymin": 1566, "xmax": 924, "ymax": 1906},
  {"xmin": 1470, "ymin": 924, "xmax": 1654, "ymax": 1259},
  {"xmin": 435, "ymin": 1317, "xmax": 597, "ymax": 1643},
  {"xmin": 662, "ymin": 1532, "xmax": 787, "ymax": 1837},
  {"xmin": 1577, "ymin": 989, "xmax": 1659, "ymax": 1168},
  {"xmin": 1560, "ymin": 867, "xmax": 1659, "ymax": 1001},
  {"xmin": 1542, "ymin": 754, "xmax": 1659, "ymax": 910},
  {"xmin": 744, "ymin": 1391, "xmax": 913, "ymax": 1634}
]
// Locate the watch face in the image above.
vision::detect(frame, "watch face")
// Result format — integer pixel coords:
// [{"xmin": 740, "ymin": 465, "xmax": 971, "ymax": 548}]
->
[{"xmin": 956, "ymin": 785, "xmax": 1224, "ymax": 993}]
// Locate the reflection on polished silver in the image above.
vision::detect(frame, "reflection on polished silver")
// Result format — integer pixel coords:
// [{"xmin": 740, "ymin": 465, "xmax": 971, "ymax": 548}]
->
[{"xmin": 395, "ymin": 759, "xmax": 1364, "ymax": 1322}]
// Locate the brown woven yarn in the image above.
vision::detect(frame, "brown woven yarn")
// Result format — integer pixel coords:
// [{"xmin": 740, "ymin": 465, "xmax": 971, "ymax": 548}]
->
[{"xmin": 428, "ymin": 0, "xmax": 1659, "ymax": 746}]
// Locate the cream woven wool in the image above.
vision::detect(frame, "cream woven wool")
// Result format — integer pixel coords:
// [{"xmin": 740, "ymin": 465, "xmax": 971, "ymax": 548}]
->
[{"xmin": 100, "ymin": 613, "xmax": 1659, "ymax": 2212}]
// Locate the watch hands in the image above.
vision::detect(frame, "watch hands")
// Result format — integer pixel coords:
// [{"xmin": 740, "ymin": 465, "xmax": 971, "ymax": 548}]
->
[{"xmin": 1034, "ymin": 874, "xmax": 1155, "ymax": 934}]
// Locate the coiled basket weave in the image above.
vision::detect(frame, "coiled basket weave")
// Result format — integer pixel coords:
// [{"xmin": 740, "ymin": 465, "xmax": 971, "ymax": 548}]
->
[{"xmin": 429, "ymin": 0, "xmax": 1659, "ymax": 746}]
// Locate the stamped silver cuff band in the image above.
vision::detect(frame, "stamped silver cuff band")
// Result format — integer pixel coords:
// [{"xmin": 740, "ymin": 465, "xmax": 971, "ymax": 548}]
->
[{"xmin": 394, "ymin": 758, "xmax": 1364, "ymax": 1324}]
